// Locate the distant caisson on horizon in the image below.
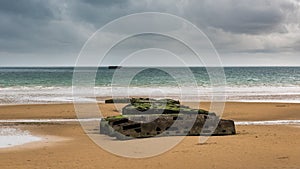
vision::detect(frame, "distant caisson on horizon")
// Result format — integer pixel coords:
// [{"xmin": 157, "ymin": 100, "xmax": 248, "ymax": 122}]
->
[{"xmin": 108, "ymin": 66, "xmax": 122, "ymax": 69}]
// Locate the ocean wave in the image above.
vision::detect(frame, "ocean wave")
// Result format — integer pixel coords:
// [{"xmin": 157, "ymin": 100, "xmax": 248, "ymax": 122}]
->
[{"xmin": 1, "ymin": 86, "xmax": 300, "ymax": 105}]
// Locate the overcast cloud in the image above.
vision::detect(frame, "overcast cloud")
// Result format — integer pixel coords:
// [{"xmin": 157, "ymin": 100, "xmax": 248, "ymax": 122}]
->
[{"xmin": 0, "ymin": 0, "xmax": 299, "ymax": 66}]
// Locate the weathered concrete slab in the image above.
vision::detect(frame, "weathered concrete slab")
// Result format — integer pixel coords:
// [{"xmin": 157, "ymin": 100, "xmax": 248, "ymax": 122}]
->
[
  {"xmin": 101, "ymin": 98, "xmax": 236, "ymax": 140},
  {"xmin": 105, "ymin": 98, "xmax": 131, "ymax": 103}
]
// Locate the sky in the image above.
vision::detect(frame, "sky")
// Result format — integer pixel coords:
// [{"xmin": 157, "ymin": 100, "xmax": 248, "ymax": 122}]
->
[{"xmin": 0, "ymin": 0, "xmax": 300, "ymax": 67}]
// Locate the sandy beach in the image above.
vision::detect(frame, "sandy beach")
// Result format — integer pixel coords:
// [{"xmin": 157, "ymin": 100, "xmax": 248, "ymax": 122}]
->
[
  {"xmin": 0, "ymin": 102, "xmax": 299, "ymax": 169},
  {"xmin": 2, "ymin": 0, "xmax": 300, "ymax": 167}
]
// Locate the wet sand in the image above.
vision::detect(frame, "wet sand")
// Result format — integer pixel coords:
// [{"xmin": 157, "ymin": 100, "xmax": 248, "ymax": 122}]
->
[{"xmin": 0, "ymin": 102, "xmax": 300, "ymax": 169}]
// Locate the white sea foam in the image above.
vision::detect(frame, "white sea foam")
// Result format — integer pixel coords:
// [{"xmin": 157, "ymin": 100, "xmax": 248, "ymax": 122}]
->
[
  {"xmin": 0, "ymin": 127, "xmax": 41, "ymax": 148},
  {"xmin": 1, "ymin": 86, "xmax": 300, "ymax": 105},
  {"xmin": 235, "ymin": 120, "xmax": 300, "ymax": 125},
  {"xmin": 231, "ymin": 100, "xmax": 300, "ymax": 103}
]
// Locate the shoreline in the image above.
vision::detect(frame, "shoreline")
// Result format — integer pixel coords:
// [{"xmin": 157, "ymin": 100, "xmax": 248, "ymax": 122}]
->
[
  {"xmin": 1, "ymin": 101, "xmax": 300, "ymax": 120},
  {"xmin": 2, "ymin": 99, "xmax": 300, "ymax": 107},
  {"xmin": 0, "ymin": 100, "xmax": 300, "ymax": 107}
]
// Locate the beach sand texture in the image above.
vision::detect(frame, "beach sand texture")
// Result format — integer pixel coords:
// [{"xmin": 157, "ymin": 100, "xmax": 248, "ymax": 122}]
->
[{"xmin": 0, "ymin": 102, "xmax": 300, "ymax": 169}]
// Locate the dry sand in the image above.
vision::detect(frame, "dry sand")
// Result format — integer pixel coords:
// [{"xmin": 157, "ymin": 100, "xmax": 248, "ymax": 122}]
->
[{"xmin": 0, "ymin": 102, "xmax": 300, "ymax": 169}]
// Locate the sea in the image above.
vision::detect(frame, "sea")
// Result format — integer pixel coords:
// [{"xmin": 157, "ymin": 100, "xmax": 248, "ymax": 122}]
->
[{"xmin": 1, "ymin": 67, "xmax": 300, "ymax": 105}]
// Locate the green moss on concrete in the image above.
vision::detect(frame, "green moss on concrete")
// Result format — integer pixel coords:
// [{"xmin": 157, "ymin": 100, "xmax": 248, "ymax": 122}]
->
[{"xmin": 122, "ymin": 98, "xmax": 210, "ymax": 115}]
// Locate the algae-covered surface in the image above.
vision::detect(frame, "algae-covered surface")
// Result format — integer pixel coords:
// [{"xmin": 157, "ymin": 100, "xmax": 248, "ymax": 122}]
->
[{"xmin": 121, "ymin": 98, "xmax": 211, "ymax": 115}]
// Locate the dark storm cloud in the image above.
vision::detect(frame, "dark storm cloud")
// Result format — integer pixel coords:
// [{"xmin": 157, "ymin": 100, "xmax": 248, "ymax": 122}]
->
[
  {"xmin": 0, "ymin": 0, "xmax": 55, "ymax": 19},
  {"xmin": 82, "ymin": 0, "xmax": 129, "ymax": 6},
  {"xmin": 182, "ymin": 0, "xmax": 288, "ymax": 34},
  {"xmin": 0, "ymin": 0, "xmax": 56, "ymax": 40},
  {"xmin": 0, "ymin": 0, "xmax": 87, "ymax": 55},
  {"xmin": 0, "ymin": 0, "xmax": 299, "ymax": 66},
  {"xmin": 62, "ymin": 0, "xmax": 131, "ymax": 22}
]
